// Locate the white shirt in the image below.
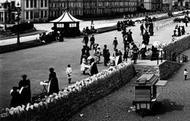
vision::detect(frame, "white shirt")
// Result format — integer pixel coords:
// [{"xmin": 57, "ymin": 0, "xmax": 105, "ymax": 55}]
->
[
  {"xmin": 66, "ymin": 67, "xmax": 72, "ymax": 76},
  {"xmin": 184, "ymin": 70, "xmax": 188, "ymax": 75}
]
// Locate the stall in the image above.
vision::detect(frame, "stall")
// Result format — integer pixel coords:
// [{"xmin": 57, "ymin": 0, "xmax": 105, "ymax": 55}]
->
[
  {"xmin": 51, "ymin": 11, "xmax": 81, "ymax": 37},
  {"xmin": 133, "ymin": 74, "xmax": 165, "ymax": 111}
]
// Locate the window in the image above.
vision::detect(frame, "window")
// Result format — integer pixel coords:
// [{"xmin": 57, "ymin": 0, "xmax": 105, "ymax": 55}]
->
[
  {"xmin": 41, "ymin": 0, "xmax": 43, "ymax": 7},
  {"xmin": 26, "ymin": 0, "xmax": 29, "ymax": 8},
  {"xmin": 57, "ymin": 24, "xmax": 64, "ymax": 28},
  {"xmin": 41, "ymin": 11, "xmax": 43, "ymax": 18},
  {"xmin": 45, "ymin": 0, "xmax": 47, "ymax": 7},
  {"xmin": 30, "ymin": 11, "xmax": 33, "ymax": 19},
  {"xmin": 34, "ymin": 0, "xmax": 37, "ymax": 8},
  {"xmin": 30, "ymin": 0, "xmax": 33, "ymax": 8},
  {"xmin": 34, "ymin": 12, "xmax": 39, "ymax": 18},
  {"xmin": 69, "ymin": 23, "xmax": 76, "ymax": 28},
  {"xmin": 26, "ymin": 11, "xmax": 29, "ymax": 19},
  {"xmin": 44, "ymin": 11, "xmax": 47, "ymax": 17}
]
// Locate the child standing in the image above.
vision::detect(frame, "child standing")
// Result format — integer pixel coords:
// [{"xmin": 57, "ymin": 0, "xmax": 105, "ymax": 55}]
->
[
  {"xmin": 184, "ymin": 69, "xmax": 188, "ymax": 80},
  {"xmin": 66, "ymin": 64, "xmax": 72, "ymax": 84}
]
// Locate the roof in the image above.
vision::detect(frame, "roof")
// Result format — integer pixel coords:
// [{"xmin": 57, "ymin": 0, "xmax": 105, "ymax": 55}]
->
[
  {"xmin": 135, "ymin": 74, "xmax": 159, "ymax": 86},
  {"xmin": 51, "ymin": 11, "xmax": 80, "ymax": 23},
  {"xmin": 156, "ymin": 80, "xmax": 168, "ymax": 86}
]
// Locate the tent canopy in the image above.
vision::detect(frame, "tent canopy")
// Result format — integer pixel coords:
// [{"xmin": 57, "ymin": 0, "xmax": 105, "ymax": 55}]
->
[{"xmin": 51, "ymin": 11, "xmax": 80, "ymax": 23}]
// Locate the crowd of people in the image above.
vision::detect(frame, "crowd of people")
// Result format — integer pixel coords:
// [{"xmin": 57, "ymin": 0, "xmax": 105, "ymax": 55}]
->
[
  {"xmin": 10, "ymin": 13, "xmax": 186, "ymax": 109},
  {"xmin": 173, "ymin": 24, "xmax": 186, "ymax": 37},
  {"xmin": 10, "ymin": 67, "xmax": 61, "ymax": 108},
  {"xmin": 79, "ymin": 14, "xmax": 161, "ymax": 72},
  {"xmin": 117, "ymin": 19, "xmax": 135, "ymax": 31},
  {"xmin": 10, "ymin": 74, "xmax": 31, "ymax": 107}
]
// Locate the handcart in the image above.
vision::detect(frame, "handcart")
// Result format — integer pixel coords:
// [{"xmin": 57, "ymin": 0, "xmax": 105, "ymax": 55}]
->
[
  {"xmin": 133, "ymin": 74, "xmax": 158, "ymax": 111},
  {"xmin": 133, "ymin": 74, "xmax": 168, "ymax": 116}
]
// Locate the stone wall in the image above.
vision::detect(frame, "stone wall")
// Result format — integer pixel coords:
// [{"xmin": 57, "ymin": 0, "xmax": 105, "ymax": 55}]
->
[
  {"xmin": 163, "ymin": 35, "xmax": 190, "ymax": 61},
  {"xmin": 159, "ymin": 60, "xmax": 182, "ymax": 80},
  {"xmin": 1, "ymin": 63, "xmax": 136, "ymax": 121}
]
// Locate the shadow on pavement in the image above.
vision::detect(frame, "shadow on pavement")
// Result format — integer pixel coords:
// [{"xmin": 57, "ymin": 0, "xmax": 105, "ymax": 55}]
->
[
  {"xmin": 136, "ymin": 99, "xmax": 184, "ymax": 117},
  {"xmin": 152, "ymin": 99, "xmax": 184, "ymax": 114}
]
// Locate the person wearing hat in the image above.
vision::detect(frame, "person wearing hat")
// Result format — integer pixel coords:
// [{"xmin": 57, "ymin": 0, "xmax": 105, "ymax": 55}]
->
[
  {"xmin": 48, "ymin": 67, "xmax": 59, "ymax": 95},
  {"xmin": 18, "ymin": 74, "xmax": 31, "ymax": 105}
]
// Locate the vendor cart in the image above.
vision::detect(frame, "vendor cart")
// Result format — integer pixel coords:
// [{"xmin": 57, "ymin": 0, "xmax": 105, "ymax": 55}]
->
[{"xmin": 133, "ymin": 74, "xmax": 159, "ymax": 111}]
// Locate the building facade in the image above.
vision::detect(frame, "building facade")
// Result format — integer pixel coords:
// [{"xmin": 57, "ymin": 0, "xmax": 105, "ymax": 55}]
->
[
  {"xmin": 49, "ymin": 0, "xmax": 83, "ymax": 20},
  {"xmin": 4, "ymin": 0, "xmax": 187, "ymax": 23},
  {"xmin": 143, "ymin": 0, "xmax": 163, "ymax": 11},
  {"xmin": 49, "ymin": 0, "xmax": 138, "ymax": 19},
  {"xmin": 96, "ymin": 0, "xmax": 138, "ymax": 17},
  {"xmin": 82, "ymin": 0, "xmax": 138, "ymax": 17},
  {"xmin": 0, "ymin": 0, "xmax": 16, "ymax": 24},
  {"xmin": 20, "ymin": 0, "xmax": 49, "ymax": 22},
  {"xmin": 162, "ymin": 0, "xmax": 189, "ymax": 10}
]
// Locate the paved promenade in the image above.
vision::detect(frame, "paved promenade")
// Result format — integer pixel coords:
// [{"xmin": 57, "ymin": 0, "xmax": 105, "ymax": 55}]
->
[{"xmin": 0, "ymin": 11, "xmax": 184, "ymax": 46}]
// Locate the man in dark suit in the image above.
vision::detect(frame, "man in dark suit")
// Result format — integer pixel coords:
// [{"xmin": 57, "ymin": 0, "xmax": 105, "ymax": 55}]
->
[{"xmin": 83, "ymin": 33, "xmax": 89, "ymax": 46}]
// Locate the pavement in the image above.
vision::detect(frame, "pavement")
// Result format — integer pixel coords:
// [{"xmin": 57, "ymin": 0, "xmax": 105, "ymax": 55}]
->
[
  {"xmin": 0, "ymin": 11, "xmax": 184, "ymax": 46},
  {"xmin": 0, "ymin": 11, "xmax": 190, "ymax": 111},
  {"xmin": 0, "ymin": 30, "xmax": 46, "ymax": 41}
]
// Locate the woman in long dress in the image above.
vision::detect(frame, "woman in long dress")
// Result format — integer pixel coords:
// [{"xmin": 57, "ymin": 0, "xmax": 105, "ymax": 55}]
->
[
  {"xmin": 18, "ymin": 74, "xmax": 31, "ymax": 105},
  {"xmin": 48, "ymin": 67, "xmax": 59, "ymax": 95},
  {"xmin": 89, "ymin": 58, "xmax": 98, "ymax": 76}
]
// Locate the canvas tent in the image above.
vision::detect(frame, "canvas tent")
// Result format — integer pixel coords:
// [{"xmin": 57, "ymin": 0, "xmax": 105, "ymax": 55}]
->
[{"xmin": 51, "ymin": 11, "xmax": 81, "ymax": 36}]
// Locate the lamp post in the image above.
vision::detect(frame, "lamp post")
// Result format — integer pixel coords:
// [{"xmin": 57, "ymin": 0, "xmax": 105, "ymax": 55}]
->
[{"xmin": 15, "ymin": 3, "xmax": 21, "ymax": 44}]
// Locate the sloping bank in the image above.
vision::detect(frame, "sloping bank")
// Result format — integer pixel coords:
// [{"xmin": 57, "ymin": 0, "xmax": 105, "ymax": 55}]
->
[{"xmin": 0, "ymin": 63, "xmax": 136, "ymax": 121}]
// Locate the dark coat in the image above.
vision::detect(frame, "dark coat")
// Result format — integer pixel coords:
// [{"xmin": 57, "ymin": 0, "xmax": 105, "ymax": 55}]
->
[
  {"xmin": 123, "ymin": 51, "xmax": 128, "ymax": 60},
  {"xmin": 90, "ymin": 36, "xmax": 95, "ymax": 44},
  {"xmin": 140, "ymin": 24, "xmax": 144, "ymax": 31},
  {"xmin": 83, "ymin": 35, "xmax": 89, "ymax": 45},
  {"xmin": 142, "ymin": 32, "xmax": 150, "ymax": 45},
  {"xmin": 90, "ymin": 62, "xmax": 98, "ymax": 75},
  {"xmin": 113, "ymin": 39, "xmax": 118, "ymax": 46},
  {"xmin": 10, "ymin": 89, "xmax": 21, "ymax": 107},
  {"xmin": 132, "ymin": 48, "xmax": 139, "ymax": 60},
  {"xmin": 49, "ymin": 72, "xmax": 59, "ymax": 95},
  {"xmin": 19, "ymin": 79, "xmax": 31, "ymax": 104},
  {"xmin": 127, "ymin": 32, "xmax": 133, "ymax": 43}
]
